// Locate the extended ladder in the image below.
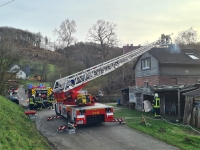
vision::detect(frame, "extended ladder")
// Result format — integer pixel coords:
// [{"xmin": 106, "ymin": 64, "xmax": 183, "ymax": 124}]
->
[{"xmin": 53, "ymin": 34, "xmax": 171, "ymax": 93}]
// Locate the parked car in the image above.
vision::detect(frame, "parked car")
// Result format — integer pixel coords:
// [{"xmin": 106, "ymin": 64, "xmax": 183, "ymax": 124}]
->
[{"xmin": 7, "ymin": 96, "xmax": 19, "ymax": 105}]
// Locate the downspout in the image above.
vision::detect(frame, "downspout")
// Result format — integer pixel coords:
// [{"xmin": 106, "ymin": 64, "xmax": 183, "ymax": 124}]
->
[{"xmin": 178, "ymin": 89, "xmax": 180, "ymax": 119}]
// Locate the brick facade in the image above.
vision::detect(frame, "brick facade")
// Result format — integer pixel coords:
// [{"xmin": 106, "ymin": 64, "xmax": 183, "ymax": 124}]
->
[
  {"xmin": 136, "ymin": 75, "xmax": 200, "ymax": 86},
  {"xmin": 136, "ymin": 75, "xmax": 159, "ymax": 86}
]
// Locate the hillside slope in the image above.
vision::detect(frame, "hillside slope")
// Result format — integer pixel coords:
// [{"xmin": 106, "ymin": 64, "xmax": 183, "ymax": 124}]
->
[{"xmin": 0, "ymin": 96, "xmax": 52, "ymax": 150}]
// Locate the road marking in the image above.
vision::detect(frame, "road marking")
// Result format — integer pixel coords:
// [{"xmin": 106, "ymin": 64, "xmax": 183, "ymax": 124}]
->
[{"xmin": 17, "ymin": 93, "xmax": 23, "ymax": 101}]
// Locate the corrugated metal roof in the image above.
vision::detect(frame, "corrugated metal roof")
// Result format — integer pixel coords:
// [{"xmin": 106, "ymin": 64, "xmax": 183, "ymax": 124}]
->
[{"xmin": 183, "ymin": 89, "xmax": 200, "ymax": 97}]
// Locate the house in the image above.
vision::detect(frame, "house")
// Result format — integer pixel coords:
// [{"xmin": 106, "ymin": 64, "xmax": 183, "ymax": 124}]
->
[
  {"xmin": 133, "ymin": 48, "xmax": 200, "ymax": 86},
  {"xmin": 121, "ymin": 47, "xmax": 200, "ymax": 119},
  {"xmin": 8, "ymin": 64, "xmax": 20, "ymax": 73},
  {"xmin": 22, "ymin": 65, "xmax": 30, "ymax": 78},
  {"xmin": 9, "ymin": 64, "xmax": 30, "ymax": 79},
  {"xmin": 16, "ymin": 70, "xmax": 27, "ymax": 79}
]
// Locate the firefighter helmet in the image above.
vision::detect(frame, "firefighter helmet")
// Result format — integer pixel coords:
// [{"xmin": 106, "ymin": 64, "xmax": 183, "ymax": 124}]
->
[{"xmin": 154, "ymin": 93, "xmax": 158, "ymax": 98}]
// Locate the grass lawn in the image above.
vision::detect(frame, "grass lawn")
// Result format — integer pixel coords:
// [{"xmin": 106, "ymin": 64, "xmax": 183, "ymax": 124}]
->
[
  {"xmin": 111, "ymin": 104, "xmax": 200, "ymax": 150},
  {"xmin": 0, "ymin": 96, "xmax": 52, "ymax": 150}
]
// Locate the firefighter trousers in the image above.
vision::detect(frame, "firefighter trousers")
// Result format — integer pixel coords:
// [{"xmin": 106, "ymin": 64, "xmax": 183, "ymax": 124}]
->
[
  {"xmin": 48, "ymin": 102, "xmax": 54, "ymax": 109},
  {"xmin": 29, "ymin": 104, "xmax": 34, "ymax": 110},
  {"xmin": 37, "ymin": 103, "xmax": 42, "ymax": 110},
  {"xmin": 154, "ymin": 107, "xmax": 160, "ymax": 117}
]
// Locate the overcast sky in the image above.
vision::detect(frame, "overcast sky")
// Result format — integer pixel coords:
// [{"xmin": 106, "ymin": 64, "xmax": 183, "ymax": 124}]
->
[{"xmin": 1, "ymin": 0, "xmax": 200, "ymax": 46}]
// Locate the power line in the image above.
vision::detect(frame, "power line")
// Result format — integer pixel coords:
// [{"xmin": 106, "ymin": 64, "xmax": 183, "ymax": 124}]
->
[{"xmin": 0, "ymin": 0, "xmax": 15, "ymax": 8}]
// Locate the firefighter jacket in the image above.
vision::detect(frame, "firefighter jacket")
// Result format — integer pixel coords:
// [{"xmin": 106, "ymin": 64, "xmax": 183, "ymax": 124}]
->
[
  {"xmin": 152, "ymin": 97, "xmax": 160, "ymax": 108},
  {"xmin": 48, "ymin": 95, "xmax": 54, "ymax": 103},
  {"xmin": 29, "ymin": 97, "xmax": 35, "ymax": 105},
  {"xmin": 36, "ymin": 97, "xmax": 43, "ymax": 103}
]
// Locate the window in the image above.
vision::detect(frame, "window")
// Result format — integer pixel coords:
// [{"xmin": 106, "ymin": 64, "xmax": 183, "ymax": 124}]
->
[
  {"xmin": 186, "ymin": 53, "xmax": 199, "ymax": 59},
  {"xmin": 141, "ymin": 58, "xmax": 150, "ymax": 70}
]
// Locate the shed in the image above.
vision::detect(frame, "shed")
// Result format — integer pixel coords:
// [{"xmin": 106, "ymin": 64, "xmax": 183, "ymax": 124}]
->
[{"xmin": 182, "ymin": 88, "xmax": 200, "ymax": 127}]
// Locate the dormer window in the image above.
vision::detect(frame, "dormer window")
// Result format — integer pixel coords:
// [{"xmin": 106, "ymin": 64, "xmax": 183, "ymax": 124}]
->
[{"xmin": 186, "ymin": 53, "xmax": 199, "ymax": 59}]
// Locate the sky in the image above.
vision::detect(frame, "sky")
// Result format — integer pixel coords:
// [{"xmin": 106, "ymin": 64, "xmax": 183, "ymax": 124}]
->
[{"xmin": 1, "ymin": 0, "xmax": 200, "ymax": 47}]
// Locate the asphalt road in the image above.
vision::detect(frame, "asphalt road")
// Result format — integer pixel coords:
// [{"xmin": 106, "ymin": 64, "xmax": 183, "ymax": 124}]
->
[
  {"xmin": 17, "ymin": 87, "xmax": 179, "ymax": 150},
  {"xmin": 17, "ymin": 86, "xmax": 29, "ymax": 107}
]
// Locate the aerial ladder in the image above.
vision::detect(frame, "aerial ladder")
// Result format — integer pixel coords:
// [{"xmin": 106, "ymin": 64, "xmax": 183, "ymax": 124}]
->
[{"xmin": 50, "ymin": 34, "xmax": 172, "ymax": 132}]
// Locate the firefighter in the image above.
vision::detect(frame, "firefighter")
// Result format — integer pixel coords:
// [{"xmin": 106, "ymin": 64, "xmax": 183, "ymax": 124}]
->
[
  {"xmin": 36, "ymin": 94, "xmax": 43, "ymax": 110},
  {"xmin": 48, "ymin": 94, "xmax": 54, "ymax": 109},
  {"xmin": 152, "ymin": 93, "xmax": 161, "ymax": 118},
  {"xmin": 29, "ymin": 95, "xmax": 35, "ymax": 110}
]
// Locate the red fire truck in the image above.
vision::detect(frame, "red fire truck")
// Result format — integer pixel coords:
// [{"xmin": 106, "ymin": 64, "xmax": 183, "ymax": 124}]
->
[
  {"xmin": 8, "ymin": 80, "xmax": 19, "ymax": 94},
  {"xmin": 50, "ymin": 34, "xmax": 171, "ymax": 131},
  {"xmin": 26, "ymin": 84, "xmax": 52, "ymax": 107}
]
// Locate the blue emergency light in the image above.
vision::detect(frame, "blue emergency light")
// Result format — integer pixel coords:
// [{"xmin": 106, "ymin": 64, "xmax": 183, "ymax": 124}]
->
[
  {"xmin": 39, "ymin": 84, "xmax": 44, "ymax": 87},
  {"xmin": 28, "ymin": 84, "xmax": 33, "ymax": 89}
]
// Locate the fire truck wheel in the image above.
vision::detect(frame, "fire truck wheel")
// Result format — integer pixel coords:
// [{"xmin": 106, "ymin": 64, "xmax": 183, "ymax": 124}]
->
[
  {"xmin": 55, "ymin": 104, "xmax": 60, "ymax": 115},
  {"xmin": 67, "ymin": 111, "xmax": 71, "ymax": 122}
]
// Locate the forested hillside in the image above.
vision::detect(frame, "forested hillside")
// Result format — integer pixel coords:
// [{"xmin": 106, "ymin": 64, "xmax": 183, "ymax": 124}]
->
[{"xmin": 1, "ymin": 26, "xmax": 136, "ymax": 95}]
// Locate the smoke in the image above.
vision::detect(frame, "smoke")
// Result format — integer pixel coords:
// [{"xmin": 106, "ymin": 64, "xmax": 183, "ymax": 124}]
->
[{"xmin": 168, "ymin": 44, "xmax": 181, "ymax": 54}]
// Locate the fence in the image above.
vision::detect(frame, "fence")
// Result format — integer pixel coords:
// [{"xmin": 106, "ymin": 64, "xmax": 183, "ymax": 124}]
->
[{"xmin": 97, "ymin": 96, "xmax": 121, "ymax": 103}]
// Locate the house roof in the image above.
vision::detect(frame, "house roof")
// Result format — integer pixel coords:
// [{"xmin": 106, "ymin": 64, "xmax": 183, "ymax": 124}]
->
[
  {"xmin": 149, "ymin": 48, "xmax": 200, "ymax": 65},
  {"xmin": 9, "ymin": 64, "xmax": 20, "ymax": 70},
  {"xmin": 23, "ymin": 65, "xmax": 30, "ymax": 75}
]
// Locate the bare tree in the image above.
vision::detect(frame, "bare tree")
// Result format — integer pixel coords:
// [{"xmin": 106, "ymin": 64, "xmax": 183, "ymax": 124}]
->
[
  {"xmin": 86, "ymin": 20, "xmax": 119, "ymax": 95},
  {"xmin": 53, "ymin": 19, "xmax": 77, "ymax": 74},
  {"xmin": 35, "ymin": 32, "xmax": 42, "ymax": 48},
  {"xmin": 0, "ymin": 36, "xmax": 20, "ymax": 95},
  {"xmin": 175, "ymin": 27, "xmax": 198, "ymax": 46},
  {"xmin": 86, "ymin": 20, "xmax": 118, "ymax": 62},
  {"xmin": 40, "ymin": 61, "xmax": 50, "ymax": 82}
]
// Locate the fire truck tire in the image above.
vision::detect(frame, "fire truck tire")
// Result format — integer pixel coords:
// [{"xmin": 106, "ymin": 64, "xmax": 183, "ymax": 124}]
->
[
  {"xmin": 55, "ymin": 104, "xmax": 61, "ymax": 115},
  {"xmin": 67, "ymin": 111, "xmax": 71, "ymax": 122}
]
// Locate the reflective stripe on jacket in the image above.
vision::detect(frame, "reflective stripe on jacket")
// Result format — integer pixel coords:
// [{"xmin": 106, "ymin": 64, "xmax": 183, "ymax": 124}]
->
[
  {"xmin": 48, "ymin": 96, "xmax": 54, "ymax": 103},
  {"xmin": 153, "ymin": 97, "xmax": 160, "ymax": 108},
  {"xmin": 29, "ymin": 97, "xmax": 34, "ymax": 104},
  {"xmin": 36, "ymin": 97, "xmax": 42, "ymax": 103}
]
